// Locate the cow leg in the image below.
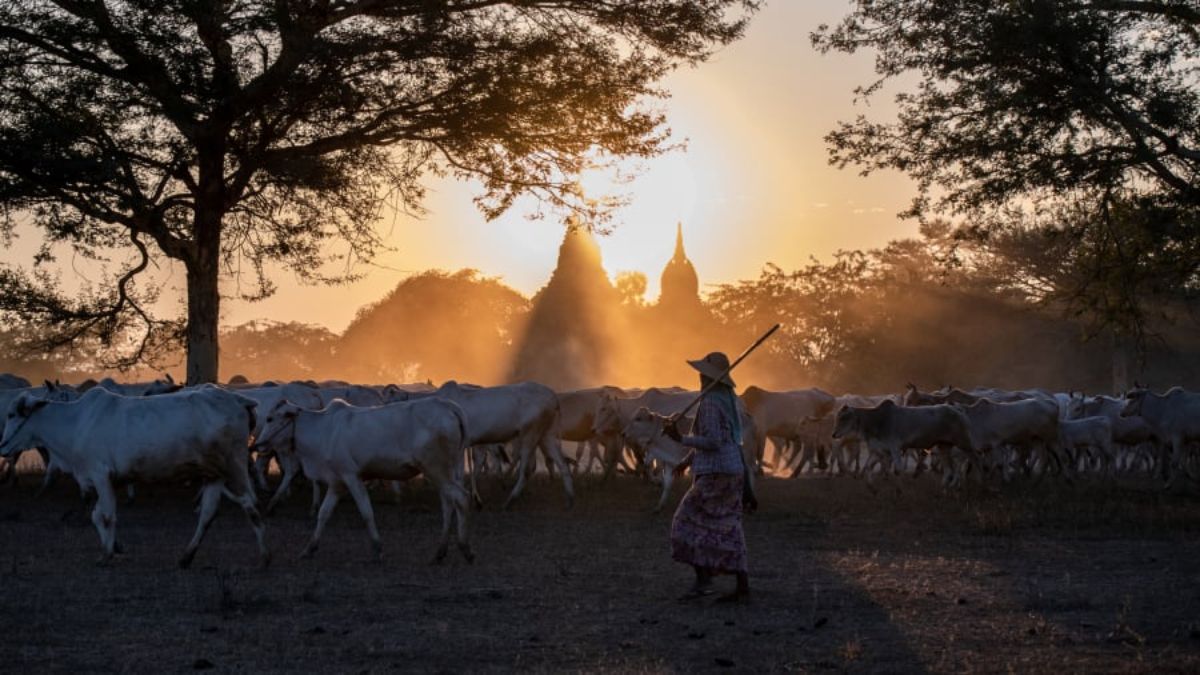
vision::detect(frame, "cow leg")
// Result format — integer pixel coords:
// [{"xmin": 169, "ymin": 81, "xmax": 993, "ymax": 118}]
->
[
  {"xmin": 502, "ymin": 442, "xmax": 534, "ymax": 510},
  {"xmin": 434, "ymin": 487, "xmax": 453, "ymax": 563},
  {"xmin": 178, "ymin": 482, "xmax": 223, "ymax": 569},
  {"xmin": 310, "ymin": 480, "xmax": 323, "ymax": 518},
  {"xmin": 252, "ymin": 452, "xmax": 272, "ymax": 492},
  {"xmin": 540, "ymin": 434, "xmax": 575, "ymax": 509},
  {"xmin": 502, "ymin": 444, "xmax": 522, "ymax": 482},
  {"xmin": 451, "ymin": 483, "xmax": 474, "ymax": 563},
  {"xmin": 265, "ymin": 458, "xmax": 299, "ymax": 515},
  {"xmin": 579, "ymin": 439, "xmax": 596, "ymax": 476},
  {"xmin": 754, "ymin": 429, "xmax": 767, "ymax": 476},
  {"xmin": 343, "ymin": 475, "xmax": 382, "ymax": 561},
  {"xmin": 35, "ymin": 457, "xmax": 59, "ymax": 498},
  {"xmin": 302, "ymin": 482, "xmax": 344, "ymax": 559},
  {"xmin": 229, "ymin": 485, "xmax": 270, "ymax": 569},
  {"xmin": 655, "ymin": 467, "xmax": 675, "ymax": 513},
  {"xmin": 91, "ymin": 478, "xmax": 119, "ymax": 565}
]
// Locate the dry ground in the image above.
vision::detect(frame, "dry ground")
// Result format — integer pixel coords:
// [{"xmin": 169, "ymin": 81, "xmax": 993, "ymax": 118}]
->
[{"xmin": 2, "ymin": 470, "xmax": 1200, "ymax": 674}]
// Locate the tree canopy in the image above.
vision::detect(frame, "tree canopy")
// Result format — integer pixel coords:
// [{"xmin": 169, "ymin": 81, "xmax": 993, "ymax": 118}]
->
[
  {"xmin": 814, "ymin": 0, "xmax": 1200, "ymax": 342},
  {"xmin": 0, "ymin": 0, "xmax": 758, "ymax": 382}
]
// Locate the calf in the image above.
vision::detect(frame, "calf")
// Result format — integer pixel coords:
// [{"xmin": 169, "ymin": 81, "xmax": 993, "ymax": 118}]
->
[{"xmin": 255, "ymin": 397, "xmax": 474, "ymax": 563}]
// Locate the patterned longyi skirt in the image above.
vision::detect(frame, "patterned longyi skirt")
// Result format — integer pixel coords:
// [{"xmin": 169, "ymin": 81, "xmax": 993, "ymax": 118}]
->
[{"xmin": 669, "ymin": 472, "xmax": 748, "ymax": 574}]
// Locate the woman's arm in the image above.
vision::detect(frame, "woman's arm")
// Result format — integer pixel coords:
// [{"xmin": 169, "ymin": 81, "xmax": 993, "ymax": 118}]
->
[{"xmin": 681, "ymin": 401, "xmax": 722, "ymax": 452}]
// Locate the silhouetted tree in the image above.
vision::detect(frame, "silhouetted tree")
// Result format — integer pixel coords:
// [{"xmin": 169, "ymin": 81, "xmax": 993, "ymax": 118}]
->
[
  {"xmin": 0, "ymin": 0, "xmax": 758, "ymax": 383},
  {"xmin": 814, "ymin": 1, "xmax": 1200, "ymax": 340},
  {"xmin": 219, "ymin": 320, "xmax": 338, "ymax": 383},
  {"xmin": 340, "ymin": 269, "xmax": 528, "ymax": 385},
  {"xmin": 614, "ymin": 271, "xmax": 649, "ymax": 308}
]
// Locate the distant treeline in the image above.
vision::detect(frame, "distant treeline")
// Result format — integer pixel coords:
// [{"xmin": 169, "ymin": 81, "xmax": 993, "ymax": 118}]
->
[{"xmin": 4, "ymin": 230, "xmax": 1198, "ymax": 395}]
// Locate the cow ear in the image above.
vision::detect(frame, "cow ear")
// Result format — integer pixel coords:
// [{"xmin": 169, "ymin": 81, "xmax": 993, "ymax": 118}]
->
[{"xmin": 44, "ymin": 379, "xmax": 54, "ymax": 390}]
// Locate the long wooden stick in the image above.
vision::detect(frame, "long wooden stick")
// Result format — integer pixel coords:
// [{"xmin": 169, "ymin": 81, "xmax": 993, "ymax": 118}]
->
[{"xmin": 674, "ymin": 323, "xmax": 781, "ymax": 420}]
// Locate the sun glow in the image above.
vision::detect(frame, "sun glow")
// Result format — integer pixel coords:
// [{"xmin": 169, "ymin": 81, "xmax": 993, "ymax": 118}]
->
[{"xmin": 575, "ymin": 151, "xmax": 704, "ymax": 295}]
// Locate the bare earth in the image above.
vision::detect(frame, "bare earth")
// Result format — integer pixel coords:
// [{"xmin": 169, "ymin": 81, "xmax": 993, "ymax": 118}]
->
[{"xmin": 2, "ymin": 473, "xmax": 1200, "ymax": 674}]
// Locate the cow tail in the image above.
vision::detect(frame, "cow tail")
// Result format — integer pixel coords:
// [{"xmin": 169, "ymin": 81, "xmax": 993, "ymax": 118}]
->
[{"xmin": 451, "ymin": 401, "xmax": 482, "ymax": 510}]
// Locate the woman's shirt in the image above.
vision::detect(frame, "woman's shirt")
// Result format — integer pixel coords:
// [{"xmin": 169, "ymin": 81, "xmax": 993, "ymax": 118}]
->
[{"xmin": 682, "ymin": 394, "xmax": 745, "ymax": 476}]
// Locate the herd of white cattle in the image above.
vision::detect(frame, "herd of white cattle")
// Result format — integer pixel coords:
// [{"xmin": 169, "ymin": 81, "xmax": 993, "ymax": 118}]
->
[{"xmin": 0, "ymin": 372, "xmax": 1197, "ymax": 568}]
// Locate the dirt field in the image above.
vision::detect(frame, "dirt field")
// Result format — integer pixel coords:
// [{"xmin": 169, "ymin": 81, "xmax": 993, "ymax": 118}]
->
[{"xmin": 2, "ymin": 472, "xmax": 1200, "ymax": 673}]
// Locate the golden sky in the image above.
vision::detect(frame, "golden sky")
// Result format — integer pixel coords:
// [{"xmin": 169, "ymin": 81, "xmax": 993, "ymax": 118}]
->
[{"xmin": 6, "ymin": 2, "xmax": 920, "ymax": 333}]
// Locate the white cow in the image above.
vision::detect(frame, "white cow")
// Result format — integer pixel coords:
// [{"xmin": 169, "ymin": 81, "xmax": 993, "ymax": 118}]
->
[
  {"xmin": 0, "ymin": 374, "xmax": 31, "ymax": 390},
  {"xmin": 1058, "ymin": 416, "xmax": 1114, "ymax": 475},
  {"xmin": 592, "ymin": 388, "xmax": 700, "ymax": 475},
  {"xmin": 238, "ymin": 383, "xmax": 326, "ymax": 511},
  {"xmin": 436, "ymin": 381, "xmax": 574, "ymax": 509},
  {"xmin": 0, "ymin": 387, "xmax": 267, "ymax": 567},
  {"xmin": 741, "ymin": 386, "xmax": 837, "ymax": 472},
  {"xmin": 0, "ymin": 382, "xmax": 79, "ymax": 483},
  {"xmin": 254, "ymin": 397, "xmax": 474, "ymax": 563},
  {"xmin": 833, "ymin": 400, "xmax": 976, "ymax": 487},
  {"xmin": 1068, "ymin": 393, "xmax": 1159, "ymax": 475},
  {"xmin": 91, "ymin": 375, "xmax": 182, "ymax": 397},
  {"xmin": 1122, "ymin": 388, "xmax": 1200, "ymax": 485},
  {"xmin": 557, "ymin": 386, "xmax": 628, "ymax": 477},
  {"xmin": 957, "ymin": 398, "xmax": 1062, "ymax": 480},
  {"xmin": 620, "ymin": 407, "xmax": 696, "ymax": 512}
]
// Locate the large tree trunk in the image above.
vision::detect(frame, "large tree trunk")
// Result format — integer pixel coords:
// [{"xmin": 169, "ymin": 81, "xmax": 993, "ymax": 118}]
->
[
  {"xmin": 186, "ymin": 165, "xmax": 224, "ymax": 385},
  {"xmin": 185, "ymin": 251, "xmax": 220, "ymax": 385}
]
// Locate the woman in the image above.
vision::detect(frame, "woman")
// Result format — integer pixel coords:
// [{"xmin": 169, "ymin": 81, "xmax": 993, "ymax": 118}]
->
[{"xmin": 665, "ymin": 351, "xmax": 756, "ymax": 602}]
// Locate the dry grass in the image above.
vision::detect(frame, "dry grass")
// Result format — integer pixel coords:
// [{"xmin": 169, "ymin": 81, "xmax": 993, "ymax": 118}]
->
[{"xmin": 1, "ymin": 472, "xmax": 1199, "ymax": 673}]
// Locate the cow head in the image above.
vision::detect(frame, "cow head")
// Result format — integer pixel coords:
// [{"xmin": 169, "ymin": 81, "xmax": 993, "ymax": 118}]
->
[
  {"xmin": 621, "ymin": 407, "xmax": 687, "ymax": 466},
  {"xmin": 254, "ymin": 400, "xmax": 302, "ymax": 453},
  {"xmin": 1121, "ymin": 388, "xmax": 1149, "ymax": 418},
  {"xmin": 1066, "ymin": 391, "xmax": 1086, "ymax": 419},
  {"xmin": 143, "ymin": 373, "xmax": 183, "ymax": 396},
  {"xmin": 622, "ymin": 407, "xmax": 662, "ymax": 451},
  {"xmin": 591, "ymin": 394, "xmax": 621, "ymax": 437},
  {"xmin": 0, "ymin": 394, "xmax": 48, "ymax": 458},
  {"xmin": 902, "ymin": 384, "xmax": 939, "ymax": 407},
  {"xmin": 381, "ymin": 384, "xmax": 408, "ymax": 403},
  {"xmin": 831, "ymin": 406, "xmax": 859, "ymax": 440}
]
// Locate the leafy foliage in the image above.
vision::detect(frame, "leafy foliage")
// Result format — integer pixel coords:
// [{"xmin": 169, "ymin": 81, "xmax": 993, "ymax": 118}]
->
[
  {"xmin": 339, "ymin": 269, "xmax": 528, "ymax": 385},
  {"xmin": 0, "ymin": 0, "xmax": 758, "ymax": 380},
  {"xmin": 814, "ymin": 0, "xmax": 1200, "ymax": 343}
]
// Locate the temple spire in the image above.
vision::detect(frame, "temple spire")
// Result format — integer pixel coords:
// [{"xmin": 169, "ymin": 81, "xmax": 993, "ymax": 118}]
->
[{"xmin": 660, "ymin": 221, "xmax": 700, "ymax": 308}]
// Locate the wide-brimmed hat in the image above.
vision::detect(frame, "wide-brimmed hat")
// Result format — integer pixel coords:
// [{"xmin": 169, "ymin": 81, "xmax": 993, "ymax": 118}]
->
[{"xmin": 687, "ymin": 351, "xmax": 735, "ymax": 388}]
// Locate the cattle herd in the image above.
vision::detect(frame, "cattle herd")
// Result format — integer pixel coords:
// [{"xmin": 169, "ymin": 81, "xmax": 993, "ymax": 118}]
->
[{"xmin": 0, "ymin": 373, "xmax": 1196, "ymax": 569}]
